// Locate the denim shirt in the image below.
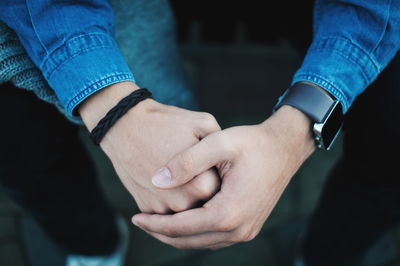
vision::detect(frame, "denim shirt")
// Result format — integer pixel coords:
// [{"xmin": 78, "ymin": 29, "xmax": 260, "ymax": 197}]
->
[
  {"xmin": 0, "ymin": 0, "xmax": 135, "ymax": 118},
  {"xmin": 293, "ymin": 0, "xmax": 400, "ymax": 113},
  {"xmin": 0, "ymin": 0, "xmax": 399, "ymax": 117}
]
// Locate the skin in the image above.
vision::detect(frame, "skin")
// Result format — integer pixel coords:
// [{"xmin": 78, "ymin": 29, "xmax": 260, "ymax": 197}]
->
[
  {"xmin": 79, "ymin": 81, "xmax": 221, "ymax": 214},
  {"xmin": 131, "ymin": 105, "xmax": 316, "ymax": 249}
]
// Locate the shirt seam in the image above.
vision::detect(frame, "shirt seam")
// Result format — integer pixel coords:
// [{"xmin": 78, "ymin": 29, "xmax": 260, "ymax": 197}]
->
[
  {"xmin": 316, "ymin": 45, "xmax": 370, "ymax": 85},
  {"xmin": 46, "ymin": 44, "xmax": 113, "ymax": 80},
  {"xmin": 371, "ymin": 0, "xmax": 391, "ymax": 54},
  {"xmin": 66, "ymin": 72, "xmax": 134, "ymax": 114},
  {"xmin": 41, "ymin": 32, "xmax": 117, "ymax": 79},
  {"xmin": 40, "ymin": 32, "xmax": 112, "ymax": 68},
  {"xmin": 25, "ymin": 0, "xmax": 49, "ymax": 56},
  {"xmin": 311, "ymin": 36, "xmax": 380, "ymax": 80}
]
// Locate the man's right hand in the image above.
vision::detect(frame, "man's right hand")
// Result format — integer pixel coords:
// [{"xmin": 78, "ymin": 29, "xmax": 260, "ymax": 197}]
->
[{"xmin": 79, "ymin": 82, "xmax": 221, "ymax": 214}]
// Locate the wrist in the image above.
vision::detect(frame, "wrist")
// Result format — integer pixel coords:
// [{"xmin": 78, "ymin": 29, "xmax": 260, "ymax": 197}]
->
[
  {"xmin": 261, "ymin": 105, "xmax": 316, "ymax": 158},
  {"xmin": 273, "ymin": 82, "xmax": 343, "ymax": 150},
  {"xmin": 79, "ymin": 81, "xmax": 143, "ymax": 131}
]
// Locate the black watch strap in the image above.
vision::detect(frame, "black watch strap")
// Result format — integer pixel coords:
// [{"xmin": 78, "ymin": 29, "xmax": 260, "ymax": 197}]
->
[
  {"xmin": 273, "ymin": 82, "xmax": 344, "ymax": 150},
  {"xmin": 273, "ymin": 83, "xmax": 335, "ymax": 123}
]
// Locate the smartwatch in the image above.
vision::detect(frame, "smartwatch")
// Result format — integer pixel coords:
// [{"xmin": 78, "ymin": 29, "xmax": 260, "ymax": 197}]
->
[{"xmin": 273, "ymin": 82, "xmax": 344, "ymax": 150}]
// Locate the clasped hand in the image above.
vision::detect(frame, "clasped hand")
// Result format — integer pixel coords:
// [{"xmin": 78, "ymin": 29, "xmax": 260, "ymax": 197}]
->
[
  {"xmin": 80, "ymin": 82, "xmax": 315, "ymax": 250},
  {"xmin": 132, "ymin": 105, "xmax": 315, "ymax": 250}
]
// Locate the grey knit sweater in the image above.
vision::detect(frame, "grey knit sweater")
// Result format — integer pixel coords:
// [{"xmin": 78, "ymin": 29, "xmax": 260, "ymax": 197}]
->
[
  {"xmin": 0, "ymin": 0, "xmax": 196, "ymax": 125},
  {"xmin": 0, "ymin": 21, "xmax": 79, "ymax": 123}
]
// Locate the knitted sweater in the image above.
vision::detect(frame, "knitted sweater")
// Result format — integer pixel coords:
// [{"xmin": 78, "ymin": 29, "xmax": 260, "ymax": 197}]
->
[
  {"xmin": 0, "ymin": 0, "xmax": 196, "ymax": 125},
  {"xmin": 0, "ymin": 21, "xmax": 80, "ymax": 123}
]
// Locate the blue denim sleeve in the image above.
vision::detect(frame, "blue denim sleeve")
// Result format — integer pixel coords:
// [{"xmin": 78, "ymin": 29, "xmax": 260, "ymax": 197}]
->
[
  {"xmin": 292, "ymin": 0, "xmax": 400, "ymax": 113},
  {"xmin": 0, "ymin": 0, "xmax": 135, "ymax": 118}
]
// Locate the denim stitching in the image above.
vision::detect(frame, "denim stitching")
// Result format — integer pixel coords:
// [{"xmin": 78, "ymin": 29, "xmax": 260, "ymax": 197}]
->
[
  {"xmin": 45, "ymin": 44, "xmax": 113, "ymax": 80},
  {"xmin": 312, "ymin": 37, "xmax": 380, "ymax": 77},
  {"xmin": 66, "ymin": 73, "xmax": 134, "ymax": 114},
  {"xmin": 314, "ymin": 46, "xmax": 370, "ymax": 85},
  {"xmin": 41, "ymin": 33, "xmax": 116, "ymax": 78}
]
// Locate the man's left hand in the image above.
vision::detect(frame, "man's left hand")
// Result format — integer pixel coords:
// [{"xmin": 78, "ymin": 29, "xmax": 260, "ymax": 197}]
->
[{"xmin": 132, "ymin": 106, "xmax": 315, "ymax": 249}]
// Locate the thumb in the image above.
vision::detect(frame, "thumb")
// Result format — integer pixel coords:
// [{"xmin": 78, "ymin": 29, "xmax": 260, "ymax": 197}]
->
[{"xmin": 152, "ymin": 133, "xmax": 228, "ymax": 189}]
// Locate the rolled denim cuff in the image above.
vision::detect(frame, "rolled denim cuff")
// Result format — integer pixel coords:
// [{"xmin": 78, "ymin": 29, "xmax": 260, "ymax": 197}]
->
[
  {"xmin": 41, "ymin": 32, "xmax": 135, "ymax": 118},
  {"xmin": 292, "ymin": 37, "xmax": 380, "ymax": 113}
]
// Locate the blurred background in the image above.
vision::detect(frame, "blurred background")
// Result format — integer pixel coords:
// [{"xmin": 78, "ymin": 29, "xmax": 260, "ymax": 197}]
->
[{"xmin": 0, "ymin": 1, "xmax": 399, "ymax": 266}]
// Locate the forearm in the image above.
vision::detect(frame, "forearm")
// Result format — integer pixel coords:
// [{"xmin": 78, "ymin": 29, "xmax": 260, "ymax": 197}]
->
[
  {"xmin": 79, "ymin": 81, "xmax": 141, "ymax": 131},
  {"xmin": 262, "ymin": 105, "xmax": 315, "ymax": 162}
]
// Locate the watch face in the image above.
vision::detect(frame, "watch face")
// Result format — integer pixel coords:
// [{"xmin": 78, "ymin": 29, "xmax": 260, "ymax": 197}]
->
[{"xmin": 319, "ymin": 101, "xmax": 343, "ymax": 150}]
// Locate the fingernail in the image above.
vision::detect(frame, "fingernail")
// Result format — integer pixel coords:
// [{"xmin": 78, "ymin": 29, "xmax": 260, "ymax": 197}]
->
[{"xmin": 152, "ymin": 167, "xmax": 172, "ymax": 188}]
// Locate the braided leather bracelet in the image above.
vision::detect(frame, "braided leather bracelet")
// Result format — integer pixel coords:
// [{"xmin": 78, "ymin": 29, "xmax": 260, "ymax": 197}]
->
[{"xmin": 90, "ymin": 88, "xmax": 152, "ymax": 145}]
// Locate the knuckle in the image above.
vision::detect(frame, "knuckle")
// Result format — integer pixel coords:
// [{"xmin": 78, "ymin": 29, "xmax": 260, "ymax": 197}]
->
[
  {"xmin": 230, "ymin": 229, "xmax": 248, "ymax": 243},
  {"xmin": 191, "ymin": 174, "xmax": 219, "ymax": 200},
  {"xmin": 201, "ymin": 112, "xmax": 220, "ymax": 131},
  {"xmin": 194, "ymin": 184, "xmax": 213, "ymax": 200},
  {"xmin": 169, "ymin": 200, "xmax": 191, "ymax": 213},
  {"xmin": 173, "ymin": 242, "xmax": 189, "ymax": 250},
  {"xmin": 168, "ymin": 204, "xmax": 182, "ymax": 213},
  {"xmin": 246, "ymin": 231, "xmax": 257, "ymax": 242},
  {"xmin": 137, "ymin": 205, "xmax": 152, "ymax": 213},
  {"xmin": 217, "ymin": 217, "xmax": 238, "ymax": 232},
  {"xmin": 153, "ymin": 205, "xmax": 169, "ymax": 215},
  {"xmin": 163, "ymin": 227, "xmax": 179, "ymax": 238},
  {"xmin": 201, "ymin": 112, "xmax": 215, "ymax": 122}
]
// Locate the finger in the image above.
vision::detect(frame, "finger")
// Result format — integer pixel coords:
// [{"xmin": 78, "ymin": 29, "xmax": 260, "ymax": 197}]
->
[
  {"xmin": 194, "ymin": 112, "xmax": 221, "ymax": 139},
  {"xmin": 164, "ymin": 170, "xmax": 218, "ymax": 213},
  {"xmin": 207, "ymin": 242, "xmax": 233, "ymax": 250},
  {"xmin": 132, "ymin": 203, "xmax": 219, "ymax": 237},
  {"xmin": 168, "ymin": 168, "xmax": 220, "ymax": 213},
  {"xmin": 144, "ymin": 230, "xmax": 230, "ymax": 250},
  {"xmin": 151, "ymin": 132, "xmax": 230, "ymax": 189},
  {"xmin": 187, "ymin": 168, "xmax": 220, "ymax": 201}
]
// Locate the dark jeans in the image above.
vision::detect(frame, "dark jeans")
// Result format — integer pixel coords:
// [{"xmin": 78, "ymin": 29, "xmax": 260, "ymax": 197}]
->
[{"xmin": 0, "ymin": 83, "xmax": 118, "ymax": 256}]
